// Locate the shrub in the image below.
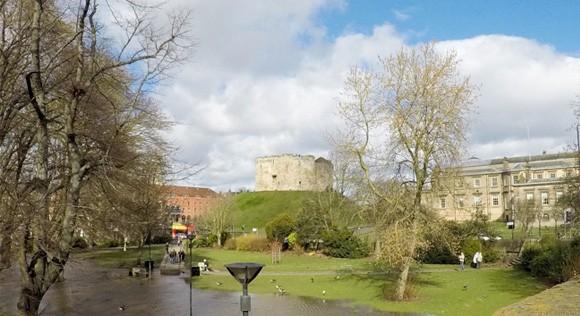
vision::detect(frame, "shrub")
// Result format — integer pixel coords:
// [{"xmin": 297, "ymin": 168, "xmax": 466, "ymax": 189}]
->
[
  {"xmin": 322, "ymin": 227, "xmax": 369, "ymax": 259},
  {"xmin": 461, "ymin": 239, "xmax": 482, "ymax": 264},
  {"xmin": 519, "ymin": 236, "xmax": 580, "ymax": 284},
  {"xmin": 72, "ymin": 237, "xmax": 88, "ymax": 249},
  {"xmin": 102, "ymin": 239, "xmax": 119, "ymax": 248},
  {"xmin": 287, "ymin": 232, "xmax": 297, "ymax": 249},
  {"xmin": 520, "ymin": 244, "xmax": 541, "ymax": 271},
  {"xmin": 224, "ymin": 237, "xmax": 237, "ymax": 250},
  {"xmin": 265, "ymin": 214, "xmax": 294, "ymax": 243},
  {"xmin": 151, "ymin": 234, "xmax": 172, "ymax": 244},
  {"xmin": 206, "ymin": 234, "xmax": 218, "ymax": 246},
  {"xmin": 418, "ymin": 240, "xmax": 457, "ymax": 264},
  {"xmin": 191, "ymin": 237, "xmax": 212, "ymax": 248},
  {"xmin": 230, "ymin": 235, "xmax": 271, "ymax": 252},
  {"xmin": 483, "ymin": 247, "xmax": 503, "ymax": 263}
]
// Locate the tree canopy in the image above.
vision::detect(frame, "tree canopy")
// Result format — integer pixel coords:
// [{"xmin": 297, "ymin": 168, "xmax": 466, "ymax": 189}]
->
[{"xmin": 334, "ymin": 41, "xmax": 476, "ymax": 300}]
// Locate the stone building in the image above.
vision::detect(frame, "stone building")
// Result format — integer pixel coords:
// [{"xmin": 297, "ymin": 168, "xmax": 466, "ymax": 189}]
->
[
  {"xmin": 429, "ymin": 152, "xmax": 577, "ymax": 226},
  {"xmin": 165, "ymin": 186, "xmax": 221, "ymax": 222},
  {"xmin": 255, "ymin": 154, "xmax": 333, "ymax": 191}
]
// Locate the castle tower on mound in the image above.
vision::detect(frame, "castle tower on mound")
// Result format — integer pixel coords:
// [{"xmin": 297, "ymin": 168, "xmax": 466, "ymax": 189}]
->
[{"xmin": 255, "ymin": 154, "xmax": 333, "ymax": 192}]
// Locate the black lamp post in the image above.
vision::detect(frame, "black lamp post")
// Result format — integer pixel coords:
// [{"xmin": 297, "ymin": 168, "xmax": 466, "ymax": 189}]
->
[
  {"xmin": 225, "ymin": 262, "xmax": 265, "ymax": 316},
  {"xmin": 187, "ymin": 232, "xmax": 195, "ymax": 316}
]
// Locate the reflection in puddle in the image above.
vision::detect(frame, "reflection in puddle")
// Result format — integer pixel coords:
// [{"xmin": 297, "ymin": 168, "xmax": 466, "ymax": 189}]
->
[{"xmin": 0, "ymin": 259, "xmax": 418, "ymax": 315}]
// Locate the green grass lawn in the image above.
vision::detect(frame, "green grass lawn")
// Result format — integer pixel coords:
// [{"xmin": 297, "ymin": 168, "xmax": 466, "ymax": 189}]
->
[
  {"xmin": 192, "ymin": 266, "xmax": 546, "ymax": 315},
  {"xmin": 76, "ymin": 246, "xmax": 549, "ymax": 315},
  {"xmin": 73, "ymin": 244, "xmax": 167, "ymax": 267}
]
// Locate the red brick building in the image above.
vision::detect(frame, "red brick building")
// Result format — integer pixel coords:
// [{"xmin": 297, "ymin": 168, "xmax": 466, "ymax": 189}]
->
[{"xmin": 166, "ymin": 186, "xmax": 221, "ymax": 222}]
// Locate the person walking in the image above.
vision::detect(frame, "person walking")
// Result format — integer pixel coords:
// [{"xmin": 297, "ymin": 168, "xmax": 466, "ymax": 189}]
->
[
  {"xmin": 458, "ymin": 252, "xmax": 465, "ymax": 271},
  {"xmin": 473, "ymin": 252, "xmax": 479, "ymax": 269},
  {"xmin": 476, "ymin": 251, "xmax": 483, "ymax": 269}
]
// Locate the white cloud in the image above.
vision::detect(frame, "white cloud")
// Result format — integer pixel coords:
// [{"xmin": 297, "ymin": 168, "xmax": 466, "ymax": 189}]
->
[
  {"xmin": 439, "ymin": 36, "xmax": 580, "ymax": 158},
  {"xmin": 150, "ymin": 2, "xmax": 580, "ymax": 191}
]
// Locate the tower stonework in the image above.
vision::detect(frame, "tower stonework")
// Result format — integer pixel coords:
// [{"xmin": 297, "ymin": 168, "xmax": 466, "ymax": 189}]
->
[{"xmin": 255, "ymin": 154, "xmax": 333, "ymax": 191}]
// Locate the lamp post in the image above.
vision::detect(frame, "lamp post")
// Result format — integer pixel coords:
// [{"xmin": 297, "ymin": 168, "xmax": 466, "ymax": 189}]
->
[
  {"xmin": 225, "ymin": 262, "xmax": 265, "ymax": 316},
  {"xmin": 187, "ymin": 232, "xmax": 195, "ymax": 316}
]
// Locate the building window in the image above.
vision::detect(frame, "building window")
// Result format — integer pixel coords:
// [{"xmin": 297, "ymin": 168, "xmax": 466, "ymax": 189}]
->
[
  {"xmin": 550, "ymin": 173, "xmax": 556, "ymax": 178},
  {"xmin": 474, "ymin": 196, "xmax": 482, "ymax": 206},
  {"xmin": 458, "ymin": 197, "xmax": 464, "ymax": 208},
  {"xmin": 556, "ymin": 191, "xmax": 563, "ymax": 201},
  {"xmin": 492, "ymin": 195, "xmax": 499, "ymax": 206},
  {"xmin": 473, "ymin": 179, "xmax": 481, "ymax": 188},
  {"xmin": 491, "ymin": 177, "xmax": 498, "ymax": 187},
  {"xmin": 513, "ymin": 175, "xmax": 519, "ymax": 184},
  {"xmin": 541, "ymin": 192, "xmax": 549, "ymax": 205},
  {"xmin": 536, "ymin": 173, "xmax": 543, "ymax": 179},
  {"xmin": 526, "ymin": 192, "xmax": 534, "ymax": 201},
  {"xmin": 440, "ymin": 198, "xmax": 446, "ymax": 208}
]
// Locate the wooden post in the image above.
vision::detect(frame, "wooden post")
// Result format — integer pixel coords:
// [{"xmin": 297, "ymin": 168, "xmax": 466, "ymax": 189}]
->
[{"xmin": 271, "ymin": 246, "xmax": 281, "ymax": 264}]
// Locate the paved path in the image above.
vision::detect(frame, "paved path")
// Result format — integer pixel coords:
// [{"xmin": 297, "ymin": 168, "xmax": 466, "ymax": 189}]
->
[{"xmin": 160, "ymin": 246, "xmax": 186, "ymax": 275}]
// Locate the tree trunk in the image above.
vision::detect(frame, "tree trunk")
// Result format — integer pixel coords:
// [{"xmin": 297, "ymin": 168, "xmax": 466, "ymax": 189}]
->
[
  {"xmin": 392, "ymin": 216, "xmax": 419, "ymax": 301},
  {"xmin": 374, "ymin": 237, "xmax": 381, "ymax": 259},
  {"xmin": 17, "ymin": 256, "xmax": 63, "ymax": 315},
  {"xmin": 17, "ymin": 287, "xmax": 42, "ymax": 316},
  {"xmin": 393, "ymin": 262, "xmax": 410, "ymax": 301}
]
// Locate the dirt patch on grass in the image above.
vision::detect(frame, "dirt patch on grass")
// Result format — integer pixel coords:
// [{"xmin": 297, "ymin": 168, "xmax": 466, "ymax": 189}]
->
[{"xmin": 493, "ymin": 276, "xmax": 580, "ymax": 316}]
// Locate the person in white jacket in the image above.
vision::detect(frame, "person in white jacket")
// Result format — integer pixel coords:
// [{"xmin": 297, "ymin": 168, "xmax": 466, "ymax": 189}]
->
[{"xmin": 473, "ymin": 251, "xmax": 483, "ymax": 269}]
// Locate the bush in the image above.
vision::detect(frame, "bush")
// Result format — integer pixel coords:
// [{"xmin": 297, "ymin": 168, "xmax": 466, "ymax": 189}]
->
[
  {"xmin": 519, "ymin": 235, "xmax": 580, "ymax": 284},
  {"xmin": 152, "ymin": 234, "xmax": 172, "ymax": 244},
  {"xmin": 72, "ymin": 237, "xmax": 88, "ymax": 249},
  {"xmin": 483, "ymin": 247, "xmax": 503, "ymax": 263},
  {"xmin": 322, "ymin": 227, "xmax": 369, "ymax": 259},
  {"xmin": 103, "ymin": 239, "xmax": 119, "ymax": 248},
  {"xmin": 224, "ymin": 237, "xmax": 237, "ymax": 250},
  {"xmin": 229, "ymin": 235, "xmax": 271, "ymax": 252},
  {"xmin": 265, "ymin": 214, "xmax": 294, "ymax": 243},
  {"xmin": 461, "ymin": 239, "xmax": 482, "ymax": 264},
  {"xmin": 190, "ymin": 236, "xmax": 212, "ymax": 248},
  {"xmin": 418, "ymin": 240, "xmax": 457, "ymax": 264},
  {"xmin": 287, "ymin": 232, "xmax": 297, "ymax": 249},
  {"xmin": 520, "ymin": 244, "xmax": 541, "ymax": 271}
]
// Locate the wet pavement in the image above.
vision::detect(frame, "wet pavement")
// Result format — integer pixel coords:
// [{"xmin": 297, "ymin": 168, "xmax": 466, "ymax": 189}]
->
[{"xmin": 0, "ymin": 259, "xmax": 401, "ymax": 316}]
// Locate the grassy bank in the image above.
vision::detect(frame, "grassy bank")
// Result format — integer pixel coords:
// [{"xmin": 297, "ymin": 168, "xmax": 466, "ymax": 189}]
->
[{"xmin": 76, "ymin": 246, "xmax": 548, "ymax": 315}]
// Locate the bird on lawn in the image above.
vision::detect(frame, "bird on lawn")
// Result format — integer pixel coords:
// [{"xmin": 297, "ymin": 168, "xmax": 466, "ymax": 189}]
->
[
  {"xmin": 310, "ymin": 278, "xmax": 314, "ymax": 283},
  {"xmin": 118, "ymin": 305, "xmax": 125, "ymax": 311},
  {"xmin": 322, "ymin": 290, "xmax": 326, "ymax": 296},
  {"xmin": 335, "ymin": 275, "xmax": 340, "ymax": 280},
  {"xmin": 277, "ymin": 287, "xmax": 286, "ymax": 294},
  {"xmin": 270, "ymin": 278, "xmax": 276, "ymax": 283},
  {"xmin": 216, "ymin": 282, "xmax": 223, "ymax": 286},
  {"xmin": 462, "ymin": 285, "xmax": 469, "ymax": 291}
]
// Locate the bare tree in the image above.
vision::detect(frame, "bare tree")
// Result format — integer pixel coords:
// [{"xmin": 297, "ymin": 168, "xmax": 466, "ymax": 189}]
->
[
  {"xmin": 334, "ymin": 41, "xmax": 476, "ymax": 300},
  {"xmin": 0, "ymin": 1, "xmax": 193, "ymax": 314},
  {"xmin": 199, "ymin": 196, "xmax": 232, "ymax": 247},
  {"xmin": 513, "ymin": 198, "xmax": 542, "ymax": 255}
]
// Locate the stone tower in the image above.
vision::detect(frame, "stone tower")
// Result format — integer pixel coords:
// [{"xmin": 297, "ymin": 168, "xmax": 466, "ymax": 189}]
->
[{"xmin": 255, "ymin": 154, "xmax": 333, "ymax": 191}]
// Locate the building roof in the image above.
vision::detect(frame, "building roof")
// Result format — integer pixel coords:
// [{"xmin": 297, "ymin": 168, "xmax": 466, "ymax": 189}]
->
[
  {"xmin": 461, "ymin": 152, "xmax": 577, "ymax": 176},
  {"xmin": 166, "ymin": 185, "xmax": 220, "ymax": 198}
]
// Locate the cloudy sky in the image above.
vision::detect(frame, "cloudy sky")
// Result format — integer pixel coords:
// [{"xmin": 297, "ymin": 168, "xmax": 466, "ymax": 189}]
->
[{"xmin": 153, "ymin": 0, "xmax": 580, "ymax": 192}]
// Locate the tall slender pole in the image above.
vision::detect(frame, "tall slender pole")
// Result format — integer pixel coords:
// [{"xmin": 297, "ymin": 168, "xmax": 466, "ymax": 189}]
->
[{"xmin": 189, "ymin": 238, "xmax": 193, "ymax": 316}]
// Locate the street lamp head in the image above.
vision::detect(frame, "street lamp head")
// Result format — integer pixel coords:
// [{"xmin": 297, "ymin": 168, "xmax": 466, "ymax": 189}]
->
[{"xmin": 225, "ymin": 262, "xmax": 265, "ymax": 285}]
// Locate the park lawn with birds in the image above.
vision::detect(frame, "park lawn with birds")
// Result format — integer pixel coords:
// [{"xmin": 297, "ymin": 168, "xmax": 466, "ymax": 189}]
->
[
  {"xmin": 193, "ymin": 267, "xmax": 547, "ymax": 316},
  {"xmin": 77, "ymin": 247, "xmax": 548, "ymax": 315}
]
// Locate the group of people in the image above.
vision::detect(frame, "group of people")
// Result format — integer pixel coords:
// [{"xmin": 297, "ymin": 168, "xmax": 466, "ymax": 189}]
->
[
  {"xmin": 457, "ymin": 251, "xmax": 483, "ymax": 271},
  {"xmin": 165, "ymin": 242, "xmax": 186, "ymax": 265}
]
